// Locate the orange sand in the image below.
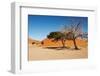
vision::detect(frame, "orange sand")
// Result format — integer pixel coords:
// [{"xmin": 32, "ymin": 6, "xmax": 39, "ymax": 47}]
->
[
  {"xmin": 42, "ymin": 39, "xmax": 87, "ymax": 48},
  {"xmin": 28, "ymin": 38, "xmax": 88, "ymax": 61}
]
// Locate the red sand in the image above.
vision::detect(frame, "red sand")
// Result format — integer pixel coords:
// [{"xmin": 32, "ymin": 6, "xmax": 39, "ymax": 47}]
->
[{"xmin": 42, "ymin": 38, "xmax": 87, "ymax": 48}]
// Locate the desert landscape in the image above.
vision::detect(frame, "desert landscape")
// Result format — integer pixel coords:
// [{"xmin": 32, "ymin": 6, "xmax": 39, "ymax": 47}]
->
[
  {"xmin": 28, "ymin": 15, "xmax": 88, "ymax": 61},
  {"xmin": 28, "ymin": 38, "xmax": 88, "ymax": 61}
]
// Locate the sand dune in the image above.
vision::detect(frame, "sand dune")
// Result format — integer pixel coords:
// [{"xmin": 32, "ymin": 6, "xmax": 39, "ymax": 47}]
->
[
  {"xmin": 42, "ymin": 38, "xmax": 87, "ymax": 48},
  {"xmin": 28, "ymin": 38, "xmax": 88, "ymax": 61},
  {"xmin": 28, "ymin": 38, "xmax": 41, "ymax": 46},
  {"xmin": 29, "ymin": 38, "xmax": 87, "ymax": 48},
  {"xmin": 28, "ymin": 38, "xmax": 40, "ymax": 44}
]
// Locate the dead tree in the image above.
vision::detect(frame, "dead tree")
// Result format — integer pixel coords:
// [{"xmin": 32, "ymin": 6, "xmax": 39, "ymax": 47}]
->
[{"xmin": 67, "ymin": 21, "xmax": 82, "ymax": 49}]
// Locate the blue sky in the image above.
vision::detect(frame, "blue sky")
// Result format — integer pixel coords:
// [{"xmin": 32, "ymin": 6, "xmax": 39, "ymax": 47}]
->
[{"xmin": 28, "ymin": 15, "xmax": 88, "ymax": 41}]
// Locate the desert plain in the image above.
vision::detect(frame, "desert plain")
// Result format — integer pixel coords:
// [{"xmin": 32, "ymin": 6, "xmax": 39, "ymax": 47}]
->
[{"xmin": 28, "ymin": 38, "xmax": 88, "ymax": 61}]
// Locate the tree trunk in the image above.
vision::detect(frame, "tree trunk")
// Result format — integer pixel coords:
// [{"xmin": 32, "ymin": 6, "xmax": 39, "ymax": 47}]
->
[
  {"xmin": 73, "ymin": 38, "xmax": 79, "ymax": 50},
  {"xmin": 61, "ymin": 39, "xmax": 66, "ymax": 48}
]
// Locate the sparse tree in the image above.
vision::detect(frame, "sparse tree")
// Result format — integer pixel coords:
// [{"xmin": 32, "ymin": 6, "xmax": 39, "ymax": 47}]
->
[
  {"xmin": 47, "ymin": 20, "xmax": 83, "ymax": 50},
  {"xmin": 47, "ymin": 32, "xmax": 67, "ymax": 48},
  {"xmin": 65, "ymin": 21, "xmax": 82, "ymax": 50}
]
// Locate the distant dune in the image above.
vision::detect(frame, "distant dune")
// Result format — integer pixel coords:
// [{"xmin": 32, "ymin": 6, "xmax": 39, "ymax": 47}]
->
[
  {"xmin": 28, "ymin": 38, "xmax": 87, "ymax": 48},
  {"xmin": 42, "ymin": 38, "xmax": 87, "ymax": 48},
  {"xmin": 28, "ymin": 38, "xmax": 41, "ymax": 46},
  {"xmin": 28, "ymin": 38, "xmax": 40, "ymax": 43}
]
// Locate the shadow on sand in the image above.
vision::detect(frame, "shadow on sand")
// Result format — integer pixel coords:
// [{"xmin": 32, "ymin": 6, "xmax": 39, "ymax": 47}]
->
[{"xmin": 43, "ymin": 47, "xmax": 80, "ymax": 50}]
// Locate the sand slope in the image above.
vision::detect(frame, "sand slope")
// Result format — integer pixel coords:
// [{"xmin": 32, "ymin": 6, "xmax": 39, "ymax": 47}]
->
[
  {"xmin": 28, "ymin": 38, "xmax": 88, "ymax": 61},
  {"xmin": 42, "ymin": 38, "xmax": 87, "ymax": 48}
]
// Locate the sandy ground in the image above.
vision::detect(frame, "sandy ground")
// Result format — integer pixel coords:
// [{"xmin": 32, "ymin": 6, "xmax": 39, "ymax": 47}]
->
[{"xmin": 28, "ymin": 46, "xmax": 88, "ymax": 61}]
